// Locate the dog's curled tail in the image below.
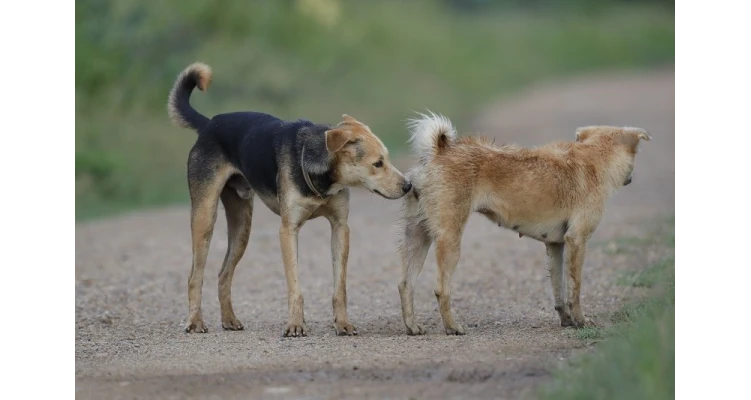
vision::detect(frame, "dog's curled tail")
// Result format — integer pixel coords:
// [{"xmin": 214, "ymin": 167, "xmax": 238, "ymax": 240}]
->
[
  {"xmin": 407, "ymin": 111, "xmax": 457, "ymax": 161},
  {"xmin": 168, "ymin": 62, "xmax": 213, "ymax": 131}
]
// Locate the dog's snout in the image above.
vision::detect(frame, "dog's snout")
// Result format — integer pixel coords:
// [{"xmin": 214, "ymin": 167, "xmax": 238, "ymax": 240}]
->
[
  {"xmin": 402, "ymin": 181, "xmax": 413, "ymax": 193},
  {"xmin": 624, "ymin": 175, "xmax": 632, "ymax": 186}
]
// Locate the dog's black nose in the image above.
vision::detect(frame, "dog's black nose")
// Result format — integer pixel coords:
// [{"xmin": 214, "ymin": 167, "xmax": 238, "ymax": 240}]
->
[{"xmin": 402, "ymin": 181, "xmax": 412, "ymax": 193}]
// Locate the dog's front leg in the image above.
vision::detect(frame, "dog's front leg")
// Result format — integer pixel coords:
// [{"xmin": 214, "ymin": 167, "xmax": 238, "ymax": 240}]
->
[
  {"xmin": 329, "ymin": 218, "xmax": 356, "ymax": 336},
  {"xmin": 546, "ymin": 243, "xmax": 574, "ymax": 327},
  {"xmin": 280, "ymin": 216, "xmax": 308, "ymax": 337},
  {"xmin": 324, "ymin": 192, "xmax": 357, "ymax": 336},
  {"xmin": 564, "ymin": 233, "xmax": 591, "ymax": 328}
]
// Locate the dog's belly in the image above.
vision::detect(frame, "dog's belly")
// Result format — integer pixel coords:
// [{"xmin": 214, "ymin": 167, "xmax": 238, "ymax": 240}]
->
[
  {"xmin": 514, "ymin": 222, "xmax": 567, "ymax": 243},
  {"xmin": 226, "ymin": 174, "xmax": 253, "ymax": 200},
  {"xmin": 257, "ymin": 192, "xmax": 281, "ymax": 215},
  {"xmin": 225, "ymin": 174, "xmax": 281, "ymax": 214},
  {"xmin": 476, "ymin": 208, "xmax": 567, "ymax": 243}
]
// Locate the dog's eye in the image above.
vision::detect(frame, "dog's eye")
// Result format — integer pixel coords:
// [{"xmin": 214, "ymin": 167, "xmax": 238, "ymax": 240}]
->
[{"xmin": 373, "ymin": 160, "xmax": 383, "ymax": 168}]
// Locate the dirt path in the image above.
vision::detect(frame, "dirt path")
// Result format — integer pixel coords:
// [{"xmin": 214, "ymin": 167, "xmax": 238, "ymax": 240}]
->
[{"xmin": 75, "ymin": 66, "xmax": 674, "ymax": 399}]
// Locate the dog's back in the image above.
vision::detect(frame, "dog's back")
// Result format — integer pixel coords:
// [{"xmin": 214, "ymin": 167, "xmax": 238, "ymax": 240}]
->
[
  {"xmin": 203, "ymin": 112, "xmax": 286, "ymax": 196},
  {"xmin": 435, "ymin": 139, "xmax": 595, "ymax": 215},
  {"xmin": 404, "ymin": 114, "xmax": 641, "ymax": 234},
  {"xmin": 166, "ymin": 64, "xmax": 333, "ymax": 199}
]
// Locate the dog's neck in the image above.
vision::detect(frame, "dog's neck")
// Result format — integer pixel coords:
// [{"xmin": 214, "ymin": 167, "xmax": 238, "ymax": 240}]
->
[
  {"xmin": 300, "ymin": 143, "xmax": 340, "ymax": 199},
  {"xmin": 296, "ymin": 126, "xmax": 333, "ymax": 198},
  {"xmin": 301, "ymin": 145, "xmax": 327, "ymax": 198},
  {"xmin": 582, "ymin": 142, "xmax": 634, "ymax": 196},
  {"xmin": 603, "ymin": 150, "xmax": 634, "ymax": 195}
]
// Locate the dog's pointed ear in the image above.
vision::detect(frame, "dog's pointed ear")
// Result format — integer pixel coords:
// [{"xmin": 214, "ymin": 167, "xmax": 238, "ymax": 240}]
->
[
  {"xmin": 325, "ymin": 128, "xmax": 352, "ymax": 153},
  {"xmin": 341, "ymin": 114, "xmax": 358, "ymax": 124}
]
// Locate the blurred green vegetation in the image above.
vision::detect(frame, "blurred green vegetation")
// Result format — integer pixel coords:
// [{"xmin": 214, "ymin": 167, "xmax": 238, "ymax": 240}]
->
[
  {"xmin": 75, "ymin": 0, "xmax": 674, "ymax": 219},
  {"xmin": 539, "ymin": 217, "xmax": 675, "ymax": 400}
]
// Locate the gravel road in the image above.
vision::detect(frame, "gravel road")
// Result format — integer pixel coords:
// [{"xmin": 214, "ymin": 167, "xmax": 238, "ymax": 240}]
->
[{"xmin": 76, "ymin": 66, "xmax": 674, "ymax": 399}]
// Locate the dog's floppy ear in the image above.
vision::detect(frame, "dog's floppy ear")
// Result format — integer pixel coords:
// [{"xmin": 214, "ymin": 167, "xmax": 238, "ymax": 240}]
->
[
  {"xmin": 618, "ymin": 127, "xmax": 651, "ymax": 151},
  {"xmin": 341, "ymin": 114, "xmax": 358, "ymax": 124},
  {"xmin": 624, "ymin": 127, "xmax": 651, "ymax": 141},
  {"xmin": 325, "ymin": 128, "xmax": 352, "ymax": 153},
  {"xmin": 575, "ymin": 127, "xmax": 595, "ymax": 142}
]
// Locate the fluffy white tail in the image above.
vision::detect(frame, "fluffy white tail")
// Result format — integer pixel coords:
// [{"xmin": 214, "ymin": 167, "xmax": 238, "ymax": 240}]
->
[{"xmin": 406, "ymin": 111, "xmax": 457, "ymax": 161}]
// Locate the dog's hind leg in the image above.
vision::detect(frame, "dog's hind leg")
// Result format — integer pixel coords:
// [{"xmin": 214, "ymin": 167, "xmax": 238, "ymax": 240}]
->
[
  {"xmin": 432, "ymin": 204, "xmax": 470, "ymax": 335},
  {"xmin": 434, "ymin": 232, "xmax": 465, "ymax": 335},
  {"xmin": 546, "ymin": 243, "xmax": 574, "ymax": 327},
  {"xmin": 218, "ymin": 186, "xmax": 253, "ymax": 331},
  {"xmin": 185, "ymin": 154, "xmax": 232, "ymax": 333},
  {"xmin": 398, "ymin": 217, "xmax": 432, "ymax": 335}
]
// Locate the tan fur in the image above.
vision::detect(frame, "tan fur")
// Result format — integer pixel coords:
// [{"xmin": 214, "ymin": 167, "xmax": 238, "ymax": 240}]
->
[
  {"xmin": 398, "ymin": 115, "xmax": 650, "ymax": 335},
  {"xmin": 185, "ymin": 160, "xmax": 238, "ymax": 333},
  {"xmin": 328, "ymin": 116, "xmax": 406, "ymax": 199},
  {"xmin": 271, "ymin": 116, "xmax": 408, "ymax": 337},
  {"xmin": 184, "ymin": 114, "xmax": 408, "ymax": 336}
]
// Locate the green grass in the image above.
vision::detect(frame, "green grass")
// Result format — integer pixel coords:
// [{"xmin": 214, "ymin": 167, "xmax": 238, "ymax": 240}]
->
[
  {"xmin": 617, "ymin": 255, "xmax": 674, "ymax": 288},
  {"xmin": 594, "ymin": 214, "xmax": 676, "ymax": 254},
  {"xmin": 75, "ymin": 0, "xmax": 675, "ymax": 219},
  {"xmin": 538, "ymin": 217, "xmax": 675, "ymax": 400}
]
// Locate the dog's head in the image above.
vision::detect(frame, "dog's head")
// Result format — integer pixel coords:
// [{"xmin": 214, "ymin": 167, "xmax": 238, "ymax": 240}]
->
[
  {"xmin": 575, "ymin": 126, "xmax": 651, "ymax": 186},
  {"xmin": 325, "ymin": 114, "xmax": 411, "ymax": 199}
]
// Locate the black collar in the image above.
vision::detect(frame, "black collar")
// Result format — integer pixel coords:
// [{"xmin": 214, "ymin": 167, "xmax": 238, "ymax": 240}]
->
[{"xmin": 300, "ymin": 145, "xmax": 326, "ymax": 199}]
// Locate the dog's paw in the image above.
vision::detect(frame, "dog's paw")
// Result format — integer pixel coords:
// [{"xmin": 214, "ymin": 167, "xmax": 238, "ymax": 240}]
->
[
  {"xmin": 284, "ymin": 322, "xmax": 307, "ymax": 338},
  {"xmin": 560, "ymin": 315, "xmax": 576, "ymax": 327},
  {"xmin": 445, "ymin": 324, "xmax": 466, "ymax": 336},
  {"xmin": 556, "ymin": 306, "xmax": 576, "ymax": 327},
  {"xmin": 185, "ymin": 320, "xmax": 208, "ymax": 333},
  {"xmin": 334, "ymin": 320, "xmax": 358, "ymax": 336},
  {"xmin": 222, "ymin": 317, "xmax": 244, "ymax": 331},
  {"xmin": 571, "ymin": 315, "xmax": 595, "ymax": 329},
  {"xmin": 405, "ymin": 323, "xmax": 426, "ymax": 336}
]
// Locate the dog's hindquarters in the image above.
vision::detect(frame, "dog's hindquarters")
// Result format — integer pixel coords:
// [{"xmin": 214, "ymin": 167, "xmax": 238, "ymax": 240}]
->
[{"xmin": 185, "ymin": 138, "xmax": 250, "ymax": 333}]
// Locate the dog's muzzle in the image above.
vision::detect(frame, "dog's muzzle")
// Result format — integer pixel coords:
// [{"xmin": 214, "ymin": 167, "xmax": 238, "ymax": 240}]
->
[
  {"xmin": 624, "ymin": 175, "xmax": 633, "ymax": 186},
  {"xmin": 402, "ymin": 181, "xmax": 413, "ymax": 194}
]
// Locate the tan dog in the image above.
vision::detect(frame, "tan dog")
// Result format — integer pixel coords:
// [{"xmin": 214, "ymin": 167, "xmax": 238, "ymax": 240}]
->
[
  {"xmin": 397, "ymin": 112, "xmax": 650, "ymax": 335},
  {"xmin": 168, "ymin": 63, "xmax": 411, "ymax": 336}
]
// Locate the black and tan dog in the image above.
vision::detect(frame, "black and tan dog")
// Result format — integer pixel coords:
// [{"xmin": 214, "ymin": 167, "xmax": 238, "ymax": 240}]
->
[
  {"xmin": 168, "ymin": 63, "xmax": 411, "ymax": 337},
  {"xmin": 397, "ymin": 113, "xmax": 650, "ymax": 335}
]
